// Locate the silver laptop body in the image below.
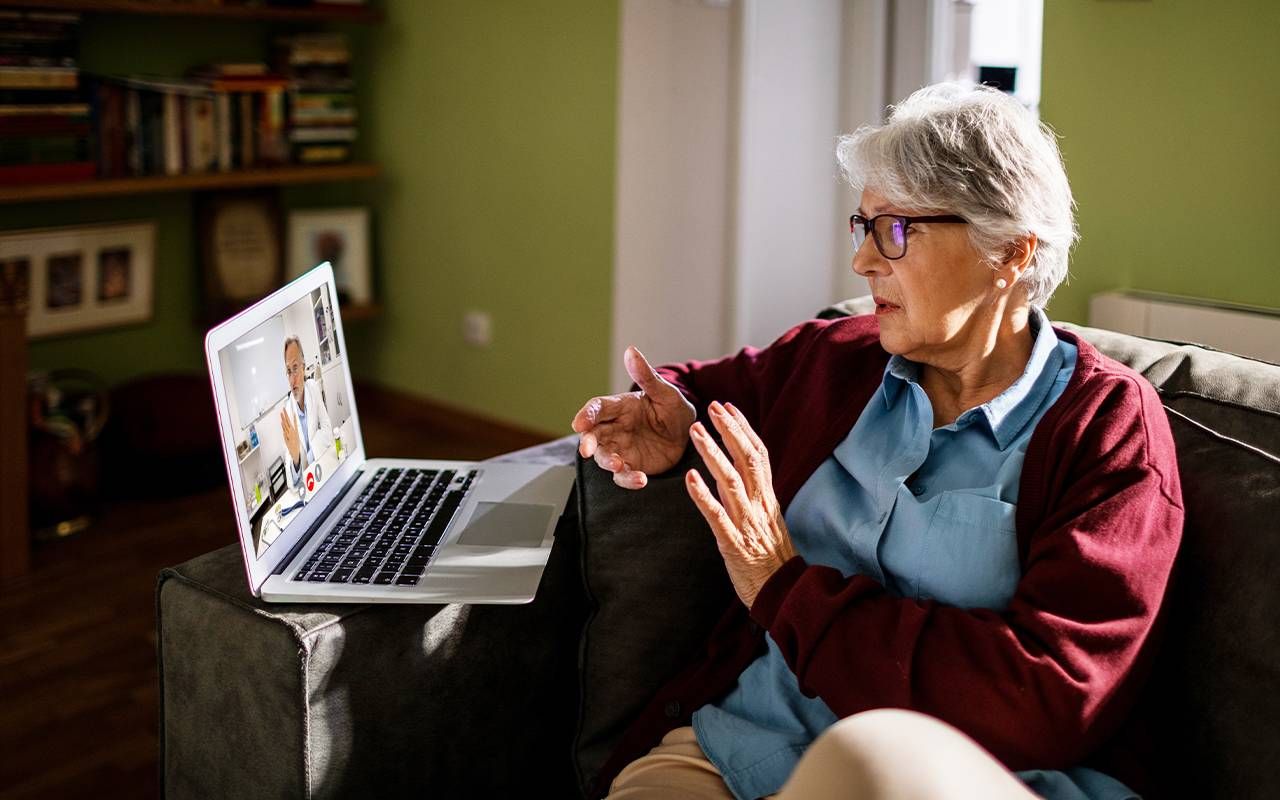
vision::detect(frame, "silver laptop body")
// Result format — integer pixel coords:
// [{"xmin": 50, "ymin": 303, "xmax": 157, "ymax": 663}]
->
[{"xmin": 204, "ymin": 263, "xmax": 575, "ymax": 604}]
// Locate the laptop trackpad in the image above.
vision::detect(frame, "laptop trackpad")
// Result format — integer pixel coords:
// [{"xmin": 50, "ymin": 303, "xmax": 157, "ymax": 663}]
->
[{"xmin": 456, "ymin": 502, "xmax": 554, "ymax": 547}]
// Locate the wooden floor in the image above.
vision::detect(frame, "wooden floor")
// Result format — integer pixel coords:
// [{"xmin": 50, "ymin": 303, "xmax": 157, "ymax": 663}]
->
[{"xmin": 0, "ymin": 388, "xmax": 548, "ymax": 799}]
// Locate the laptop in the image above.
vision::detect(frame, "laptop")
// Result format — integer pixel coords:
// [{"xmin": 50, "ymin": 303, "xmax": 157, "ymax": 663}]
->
[{"xmin": 204, "ymin": 262, "xmax": 576, "ymax": 604}]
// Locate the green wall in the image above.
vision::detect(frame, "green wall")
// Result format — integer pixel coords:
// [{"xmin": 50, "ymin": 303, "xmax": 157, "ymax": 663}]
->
[
  {"xmin": 9, "ymin": 2, "xmax": 618, "ymax": 438},
  {"xmin": 351, "ymin": 0, "xmax": 617, "ymax": 436},
  {"xmin": 1040, "ymin": 0, "xmax": 1280, "ymax": 323}
]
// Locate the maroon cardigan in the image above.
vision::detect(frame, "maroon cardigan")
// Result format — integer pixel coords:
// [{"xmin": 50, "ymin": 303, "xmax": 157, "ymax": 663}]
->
[{"xmin": 590, "ymin": 314, "xmax": 1184, "ymax": 798}]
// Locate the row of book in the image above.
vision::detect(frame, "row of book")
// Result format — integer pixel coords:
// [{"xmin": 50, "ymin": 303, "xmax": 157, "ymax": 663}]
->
[
  {"xmin": 272, "ymin": 33, "xmax": 357, "ymax": 165},
  {"xmin": 0, "ymin": 9, "xmax": 91, "ymax": 184},
  {"xmin": 0, "ymin": 20, "xmax": 360, "ymax": 184}
]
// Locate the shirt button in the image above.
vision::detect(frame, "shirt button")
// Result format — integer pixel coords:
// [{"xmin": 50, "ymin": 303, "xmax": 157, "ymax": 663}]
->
[
  {"xmin": 664, "ymin": 700, "xmax": 682, "ymax": 719},
  {"xmin": 911, "ymin": 484, "xmax": 926, "ymax": 496}
]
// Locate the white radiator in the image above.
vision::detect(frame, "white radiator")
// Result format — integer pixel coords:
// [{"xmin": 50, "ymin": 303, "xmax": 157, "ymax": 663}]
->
[{"xmin": 1088, "ymin": 291, "xmax": 1280, "ymax": 364}]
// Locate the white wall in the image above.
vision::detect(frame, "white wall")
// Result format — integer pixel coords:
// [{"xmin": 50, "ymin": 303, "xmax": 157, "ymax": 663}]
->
[
  {"xmin": 220, "ymin": 314, "xmax": 289, "ymax": 435},
  {"xmin": 968, "ymin": 0, "xmax": 1042, "ymax": 110},
  {"xmin": 731, "ymin": 0, "xmax": 846, "ymax": 349},
  {"xmin": 833, "ymin": 0, "xmax": 885, "ymax": 305},
  {"xmin": 890, "ymin": 0, "xmax": 932, "ymax": 103},
  {"xmin": 610, "ymin": 0, "xmax": 879, "ymax": 391},
  {"xmin": 609, "ymin": 0, "xmax": 735, "ymax": 392}
]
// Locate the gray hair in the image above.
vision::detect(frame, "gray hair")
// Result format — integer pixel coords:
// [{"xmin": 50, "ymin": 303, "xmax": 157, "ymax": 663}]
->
[
  {"xmin": 836, "ymin": 82, "xmax": 1078, "ymax": 307},
  {"xmin": 283, "ymin": 335, "xmax": 304, "ymax": 360}
]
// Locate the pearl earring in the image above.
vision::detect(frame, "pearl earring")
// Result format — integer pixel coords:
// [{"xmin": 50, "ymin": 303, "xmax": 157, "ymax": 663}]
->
[{"xmin": 995, "ymin": 278, "xmax": 1008, "ymax": 289}]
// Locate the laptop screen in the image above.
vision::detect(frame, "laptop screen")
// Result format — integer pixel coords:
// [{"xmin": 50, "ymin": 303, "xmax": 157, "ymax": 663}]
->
[{"xmin": 214, "ymin": 283, "xmax": 356, "ymax": 561}]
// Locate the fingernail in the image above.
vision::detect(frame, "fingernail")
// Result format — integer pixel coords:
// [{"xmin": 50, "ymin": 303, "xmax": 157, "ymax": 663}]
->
[
  {"xmin": 710, "ymin": 401, "xmax": 723, "ymax": 414},
  {"xmin": 725, "ymin": 402, "xmax": 737, "ymax": 413}
]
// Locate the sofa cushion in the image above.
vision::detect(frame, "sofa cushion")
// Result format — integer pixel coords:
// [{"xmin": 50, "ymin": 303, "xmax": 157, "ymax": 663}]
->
[{"xmin": 572, "ymin": 447, "xmax": 733, "ymax": 796}]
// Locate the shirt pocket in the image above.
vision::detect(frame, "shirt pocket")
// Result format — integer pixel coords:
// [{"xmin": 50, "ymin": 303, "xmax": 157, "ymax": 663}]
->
[{"xmin": 918, "ymin": 491, "xmax": 1021, "ymax": 610}]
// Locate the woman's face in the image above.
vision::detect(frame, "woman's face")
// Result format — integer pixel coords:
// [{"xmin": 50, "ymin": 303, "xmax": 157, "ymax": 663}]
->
[{"xmin": 853, "ymin": 188, "xmax": 998, "ymax": 364}]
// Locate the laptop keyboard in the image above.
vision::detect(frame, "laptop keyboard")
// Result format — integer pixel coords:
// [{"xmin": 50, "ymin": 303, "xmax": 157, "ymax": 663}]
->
[{"xmin": 291, "ymin": 467, "xmax": 478, "ymax": 587}]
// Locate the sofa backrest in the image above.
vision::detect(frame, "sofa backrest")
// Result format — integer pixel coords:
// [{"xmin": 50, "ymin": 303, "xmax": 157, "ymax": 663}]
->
[
  {"xmin": 823, "ymin": 295, "xmax": 1280, "ymax": 797},
  {"xmin": 1053, "ymin": 321, "xmax": 1280, "ymax": 799}
]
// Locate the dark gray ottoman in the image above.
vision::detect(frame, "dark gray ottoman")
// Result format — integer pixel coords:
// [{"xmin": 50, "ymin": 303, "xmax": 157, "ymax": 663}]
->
[{"xmin": 156, "ymin": 439, "xmax": 586, "ymax": 799}]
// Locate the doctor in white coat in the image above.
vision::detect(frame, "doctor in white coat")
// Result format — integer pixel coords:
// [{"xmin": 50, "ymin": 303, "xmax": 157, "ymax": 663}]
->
[{"xmin": 279, "ymin": 335, "xmax": 333, "ymax": 492}]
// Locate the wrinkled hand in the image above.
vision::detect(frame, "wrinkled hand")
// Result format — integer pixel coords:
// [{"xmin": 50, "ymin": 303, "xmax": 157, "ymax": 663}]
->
[
  {"xmin": 686, "ymin": 401, "xmax": 797, "ymax": 609},
  {"xmin": 279, "ymin": 407, "xmax": 301, "ymax": 467},
  {"xmin": 571, "ymin": 346, "xmax": 696, "ymax": 490}
]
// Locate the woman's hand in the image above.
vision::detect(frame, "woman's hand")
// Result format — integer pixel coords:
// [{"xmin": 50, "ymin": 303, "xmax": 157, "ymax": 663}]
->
[
  {"xmin": 572, "ymin": 346, "xmax": 696, "ymax": 490},
  {"xmin": 685, "ymin": 400, "xmax": 797, "ymax": 609}
]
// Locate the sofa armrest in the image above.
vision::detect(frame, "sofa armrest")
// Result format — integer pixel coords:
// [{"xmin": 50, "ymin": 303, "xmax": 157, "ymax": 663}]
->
[{"xmin": 157, "ymin": 440, "xmax": 587, "ymax": 798}]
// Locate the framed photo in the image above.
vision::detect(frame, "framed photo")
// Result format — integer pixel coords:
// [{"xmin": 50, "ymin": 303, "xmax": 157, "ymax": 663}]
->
[
  {"xmin": 197, "ymin": 189, "xmax": 284, "ymax": 321},
  {"xmin": 0, "ymin": 256, "xmax": 32, "ymax": 313},
  {"xmin": 0, "ymin": 222, "xmax": 155, "ymax": 338},
  {"xmin": 287, "ymin": 207, "xmax": 371, "ymax": 305}
]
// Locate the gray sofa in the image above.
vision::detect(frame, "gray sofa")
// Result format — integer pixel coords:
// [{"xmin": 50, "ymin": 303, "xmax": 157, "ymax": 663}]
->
[{"xmin": 157, "ymin": 298, "xmax": 1280, "ymax": 798}]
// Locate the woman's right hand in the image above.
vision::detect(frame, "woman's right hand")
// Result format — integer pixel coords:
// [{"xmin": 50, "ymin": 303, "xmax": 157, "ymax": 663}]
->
[{"xmin": 571, "ymin": 346, "xmax": 696, "ymax": 490}]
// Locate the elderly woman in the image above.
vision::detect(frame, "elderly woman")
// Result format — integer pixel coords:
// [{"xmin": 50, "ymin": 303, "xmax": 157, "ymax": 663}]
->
[{"xmin": 571, "ymin": 83, "xmax": 1182, "ymax": 800}]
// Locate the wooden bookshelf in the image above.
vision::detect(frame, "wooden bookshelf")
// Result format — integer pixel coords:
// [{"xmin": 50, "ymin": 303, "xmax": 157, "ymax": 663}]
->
[
  {"xmin": 0, "ymin": 163, "xmax": 380, "ymax": 203},
  {"xmin": 0, "ymin": 0, "xmax": 383, "ymax": 23},
  {"xmin": 0, "ymin": 0, "xmax": 382, "ymax": 581}
]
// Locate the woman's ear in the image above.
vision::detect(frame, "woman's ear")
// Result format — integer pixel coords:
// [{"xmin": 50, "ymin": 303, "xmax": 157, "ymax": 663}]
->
[{"xmin": 1001, "ymin": 234, "xmax": 1037, "ymax": 281}]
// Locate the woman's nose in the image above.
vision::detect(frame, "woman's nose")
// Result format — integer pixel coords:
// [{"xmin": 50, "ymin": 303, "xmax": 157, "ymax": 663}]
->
[{"xmin": 852, "ymin": 239, "xmax": 887, "ymax": 278}]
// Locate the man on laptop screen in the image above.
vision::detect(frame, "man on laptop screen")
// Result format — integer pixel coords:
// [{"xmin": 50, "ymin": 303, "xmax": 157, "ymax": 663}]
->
[{"xmin": 216, "ymin": 284, "xmax": 352, "ymax": 557}]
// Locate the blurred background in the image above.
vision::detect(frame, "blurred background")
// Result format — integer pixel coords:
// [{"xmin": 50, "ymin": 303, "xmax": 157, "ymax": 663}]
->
[{"xmin": 0, "ymin": 1, "xmax": 1277, "ymax": 795}]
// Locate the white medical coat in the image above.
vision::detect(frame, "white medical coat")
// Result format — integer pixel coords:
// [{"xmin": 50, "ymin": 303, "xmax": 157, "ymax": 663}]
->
[{"xmin": 282, "ymin": 377, "xmax": 333, "ymax": 491}]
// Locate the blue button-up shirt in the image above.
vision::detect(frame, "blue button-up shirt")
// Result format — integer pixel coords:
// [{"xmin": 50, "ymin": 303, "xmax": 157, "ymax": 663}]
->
[{"xmin": 692, "ymin": 309, "xmax": 1136, "ymax": 800}]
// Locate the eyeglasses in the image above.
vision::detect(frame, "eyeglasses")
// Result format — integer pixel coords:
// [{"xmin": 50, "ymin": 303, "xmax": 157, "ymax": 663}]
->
[
  {"xmin": 286, "ymin": 361, "xmax": 304, "ymax": 378},
  {"xmin": 850, "ymin": 213, "xmax": 968, "ymax": 260}
]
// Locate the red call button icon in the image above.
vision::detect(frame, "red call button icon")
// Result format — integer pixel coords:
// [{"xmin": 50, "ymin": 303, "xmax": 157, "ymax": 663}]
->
[{"xmin": 306, "ymin": 471, "xmax": 316, "ymax": 493}]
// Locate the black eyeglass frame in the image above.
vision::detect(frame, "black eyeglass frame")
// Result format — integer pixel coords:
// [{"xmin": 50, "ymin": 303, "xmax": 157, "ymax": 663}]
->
[{"xmin": 850, "ymin": 213, "xmax": 969, "ymax": 260}]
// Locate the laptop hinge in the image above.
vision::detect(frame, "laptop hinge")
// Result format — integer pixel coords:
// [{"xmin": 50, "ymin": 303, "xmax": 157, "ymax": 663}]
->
[{"xmin": 270, "ymin": 467, "xmax": 364, "ymax": 577}]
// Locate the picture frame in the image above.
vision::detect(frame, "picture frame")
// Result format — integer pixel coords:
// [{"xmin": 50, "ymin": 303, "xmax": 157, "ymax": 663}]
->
[
  {"xmin": 286, "ymin": 207, "xmax": 371, "ymax": 306},
  {"xmin": 0, "ymin": 221, "xmax": 155, "ymax": 338},
  {"xmin": 196, "ymin": 189, "xmax": 284, "ymax": 322}
]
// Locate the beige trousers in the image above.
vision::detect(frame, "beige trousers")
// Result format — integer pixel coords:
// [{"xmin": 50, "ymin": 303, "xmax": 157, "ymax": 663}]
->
[{"xmin": 607, "ymin": 709, "xmax": 1041, "ymax": 800}]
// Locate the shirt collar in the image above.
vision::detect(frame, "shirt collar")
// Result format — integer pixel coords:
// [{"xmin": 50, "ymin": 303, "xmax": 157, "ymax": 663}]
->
[
  {"xmin": 880, "ymin": 354, "xmax": 917, "ymax": 408},
  {"xmin": 878, "ymin": 306, "xmax": 1064, "ymax": 450},
  {"xmin": 983, "ymin": 307, "xmax": 1064, "ymax": 449}
]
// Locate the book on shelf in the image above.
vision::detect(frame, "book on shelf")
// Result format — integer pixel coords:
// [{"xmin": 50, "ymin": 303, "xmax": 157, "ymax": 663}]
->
[
  {"xmin": 0, "ymin": 161, "xmax": 94, "ymax": 184},
  {"xmin": 0, "ymin": 66, "xmax": 78, "ymax": 90},
  {"xmin": 0, "ymin": 9, "xmax": 87, "ymax": 184},
  {"xmin": 288, "ymin": 126, "xmax": 357, "ymax": 143},
  {"xmin": 292, "ymin": 143, "xmax": 350, "ymax": 164},
  {"xmin": 0, "ymin": 8, "xmax": 80, "ymax": 68},
  {"xmin": 272, "ymin": 33, "xmax": 357, "ymax": 164},
  {"xmin": 188, "ymin": 63, "xmax": 269, "ymax": 78}
]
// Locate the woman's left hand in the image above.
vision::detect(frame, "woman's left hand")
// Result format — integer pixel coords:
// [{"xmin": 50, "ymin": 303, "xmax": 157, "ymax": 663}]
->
[{"xmin": 686, "ymin": 400, "xmax": 797, "ymax": 609}]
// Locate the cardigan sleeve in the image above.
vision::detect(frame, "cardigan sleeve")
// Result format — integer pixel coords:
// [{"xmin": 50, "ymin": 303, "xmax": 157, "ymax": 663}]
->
[
  {"xmin": 747, "ymin": 371, "xmax": 1184, "ymax": 771},
  {"xmin": 652, "ymin": 319, "xmax": 835, "ymax": 424}
]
